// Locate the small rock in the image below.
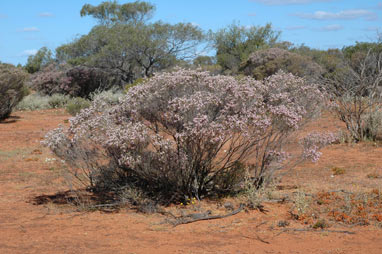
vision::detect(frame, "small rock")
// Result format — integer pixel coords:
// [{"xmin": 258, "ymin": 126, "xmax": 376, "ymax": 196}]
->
[{"xmin": 223, "ymin": 202, "xmax": 234, "ymax": 211}]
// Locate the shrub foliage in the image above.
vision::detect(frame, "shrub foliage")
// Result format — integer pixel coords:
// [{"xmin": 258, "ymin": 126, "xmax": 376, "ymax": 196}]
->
[
  {"xmin": 44, "ymin": 69, "xmax": 327, "ymax": 203},
  {"xmin": 240, "ymin": 48, "xmax": 324, "ymax": 82},
  {"xmin": 0, "ymin": 63, "xmax": 28, "ymax": 120},
  {"xmin": 31, "ymin": 64, "xmax": 123, "ymax": 98},
  {"xmin": 328, "ymin": 49, "xmax": 382, "ymax": 142}
]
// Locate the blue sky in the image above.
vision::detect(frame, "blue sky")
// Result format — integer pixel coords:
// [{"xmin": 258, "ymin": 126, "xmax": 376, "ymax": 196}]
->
[{"xmin": 1, "ymin": 0, "xmax": 381, "ymax": 65}]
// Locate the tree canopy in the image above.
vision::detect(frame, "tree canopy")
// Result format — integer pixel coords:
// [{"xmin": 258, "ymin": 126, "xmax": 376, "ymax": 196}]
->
[
  {"xmin": 56, "ymin": 21, "xmax": 204, "ymax": 82},
  {"xmin": 211, "ymin": 22, "xmax": 280, "ymax": 74},
  {"xmin": 54, "ymin": 1, "xmax": 204, "ymax": 83},
  {"xmin": 24, "ymin": 47, "xmax": 53, "ymax": 74},
  {"xmin": 80, "ymin": 0, "xmax": 155, "ymax": 25}
]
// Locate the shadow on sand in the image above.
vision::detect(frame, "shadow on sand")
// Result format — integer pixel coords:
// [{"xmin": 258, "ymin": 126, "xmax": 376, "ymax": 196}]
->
[{"xmin": 0, "ymin": 115, "xmax": 21, "ymax": 124}]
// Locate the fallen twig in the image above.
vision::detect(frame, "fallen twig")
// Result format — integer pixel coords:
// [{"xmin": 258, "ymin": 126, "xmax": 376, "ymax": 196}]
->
[
  {"xmin": 169, "ymin": 204, "xmax": 245, "ymax": 227},
  {"xmin": 255, "ymin": 221, "xmax": 267, "ymax": 228},
  {"xmin": 326, "ymin": 189, "xmax": 354, "ymax": 195},
  {"xmin": 273, "ymin": 227, "xmax": 355, "ymax": 238},
  {"xmin": 242, "ymin": 234, "xmax": 270, "ymax": 244},
  {"xmin": 89, "ymin": 203, "xmax": 121, "ymax": 208}
]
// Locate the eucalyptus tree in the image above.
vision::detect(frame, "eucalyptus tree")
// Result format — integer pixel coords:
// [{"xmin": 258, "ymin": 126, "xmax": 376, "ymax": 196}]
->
[
  {"xmin": 24, "ymin": 47, "xmax": 53, "ymax": 74},
  {"xmin": 80, "ymin": 0, "xmax": 155, "ymax": 25},
  {"xmin": 56, "ymin": 1, "xmax": 205, "ymax": 83}
]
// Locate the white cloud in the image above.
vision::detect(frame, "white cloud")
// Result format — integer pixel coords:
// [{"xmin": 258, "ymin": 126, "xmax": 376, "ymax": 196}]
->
[
  {"xmin": 0, "ymin": 14, "xmax": 7, "ymax": 19},
  {"xmin": 320, "ymin": 24, "xmax": 343, "ymax": 31},
  {"xmin": 39, "ymin": 12, "xmax": 54, "ymax": 17},
  {"xmin": 21, "ymin": 49, "xmax": 38, "ymax": 56},
  {"xmin": 248, "ymin": 13, "xmax": 257, "ymax": 17},
  {"xmin": 250, "ymin": 0, "xmax": 335, "ymax": 5},
  {"xmin": 294, "ymin": 9, "xmax": 377, "ymax": 21},
  {"xmin": 285, "ymin": 25, "xmax": 306, "ymax": 30},
  {"xmin": 20, "ymin": 27, "xmax": 40, "ymax": 32}
]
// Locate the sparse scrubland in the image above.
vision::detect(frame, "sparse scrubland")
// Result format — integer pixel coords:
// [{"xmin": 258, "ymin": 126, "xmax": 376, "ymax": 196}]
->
[{"xmin": 2, "ymin": 0, "xmax": 382, "ymax": 253}]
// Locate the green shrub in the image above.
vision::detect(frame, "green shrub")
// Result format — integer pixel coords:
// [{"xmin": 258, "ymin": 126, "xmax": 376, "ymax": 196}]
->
[
  {"xmin": 90, "ymin": 87, "xmax": 124, "ymax": 105},
  {"xmin": 312, "ymin": 219, "xmax": 329, "ymax": 229},
  {"xmin": 48, "ymin": 94, "xmax": 71, "ymax": 109},
  {"xmin": 65, "ymin": 97, "xmax": 91, "ymax": 115},
  {"xmin": 125, "ymin": 78, "xmax": 144, "ymax": 93},
  {"xmin": 331, "ymin": 167, "xmax": 345, "ymax": 176},
  {"xmin": 363, "ymin": 108, "xmax": 382, "ymax": 141},
  {"xmin": 15, "ymin": 93, "xmax": 50, "ymax": 111},
  {"xmin": 16, "ymin": 90, "xmax": 120, "ymax": 113},
  {"xmin": 240, "ymin": 48, "xmax": 324, "ymax": 82},
  {"xmin": 0, "ymin": 63, "xmax": 28, "ymax": 120},
  {"xmin": 66, "ymin": 88, "xmax": 123, "ymax": 116},
  {"xmin": 16, "ymin": 93, "xmax": 70, "ymax": 111}
]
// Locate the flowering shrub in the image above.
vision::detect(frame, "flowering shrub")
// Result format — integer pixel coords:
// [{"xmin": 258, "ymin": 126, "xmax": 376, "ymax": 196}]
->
[
  {"xmin": 65, "ymin": 66, "xmax": 123, "ymax": 98},
  {"xmin": 44, "ymin": 69, "xmax": 328, "ymax": 203},
  {"xmin": 31, "ymin": 64, "xmax": 123, "ymax": 98},
  {"xmin": 300, "ymin": 132, "xmax": 337, "ymax": 162},
  {"xmin": 30, "ymin": 63, "xmax": 71, "ymax": 96},
  {"xmin": 0, "ymin": 63, "xmax": 28, "ymax": 120}
]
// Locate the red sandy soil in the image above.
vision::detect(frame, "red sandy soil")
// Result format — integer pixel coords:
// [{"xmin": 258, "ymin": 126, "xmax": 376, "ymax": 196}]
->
[{"xmin": 1, "ymin": 109, "xmax": 382, "ymax": 254}]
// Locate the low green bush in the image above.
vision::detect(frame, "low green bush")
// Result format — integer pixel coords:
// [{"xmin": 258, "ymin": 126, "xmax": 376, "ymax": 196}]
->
[
  {"xmin": 15, "ymin": 93, "xmax": 50, "ymax": 111},
  {"xmin": 16, "ymin": 93, "xmax": 70, "ymax": 111},
  {"xmin": 65, "ymin": 97, "xmax": 91, "ymax": 116},
  {"xmin": 16, "ymin": 89, "xmax": 123, "ymax": 114},
  {"xmin": 90, "ymin": 88, "xmax": 124, "ymax": 105},
  {"xmin": 363, "ymin": 108, "xmax": 382, "ymax": 141},
  {"xmin": 48, "ymin": 94, "xmax": 71, "ymax": 109}
]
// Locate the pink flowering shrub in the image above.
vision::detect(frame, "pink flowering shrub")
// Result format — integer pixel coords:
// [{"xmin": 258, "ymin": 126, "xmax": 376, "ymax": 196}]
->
[
  {"xmin": 44, "ymin": 68, "xmax": 329, "ymax": 203},
  {"xmin": 30, "ymin": 63, "xmax": 71, "ymax": 96},
  {"xmin": 300, "ymin": 132, "xmax": 337, "ymax": 163},
  {"xmin": 31, "ymin": 64, "xmax": 123, "ymax": 98}
]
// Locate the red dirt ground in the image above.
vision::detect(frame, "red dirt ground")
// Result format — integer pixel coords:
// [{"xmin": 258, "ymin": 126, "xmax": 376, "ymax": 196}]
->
[{"xmin": 1, "ymin": 109, "xmax": 382, "ymax": 254}]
